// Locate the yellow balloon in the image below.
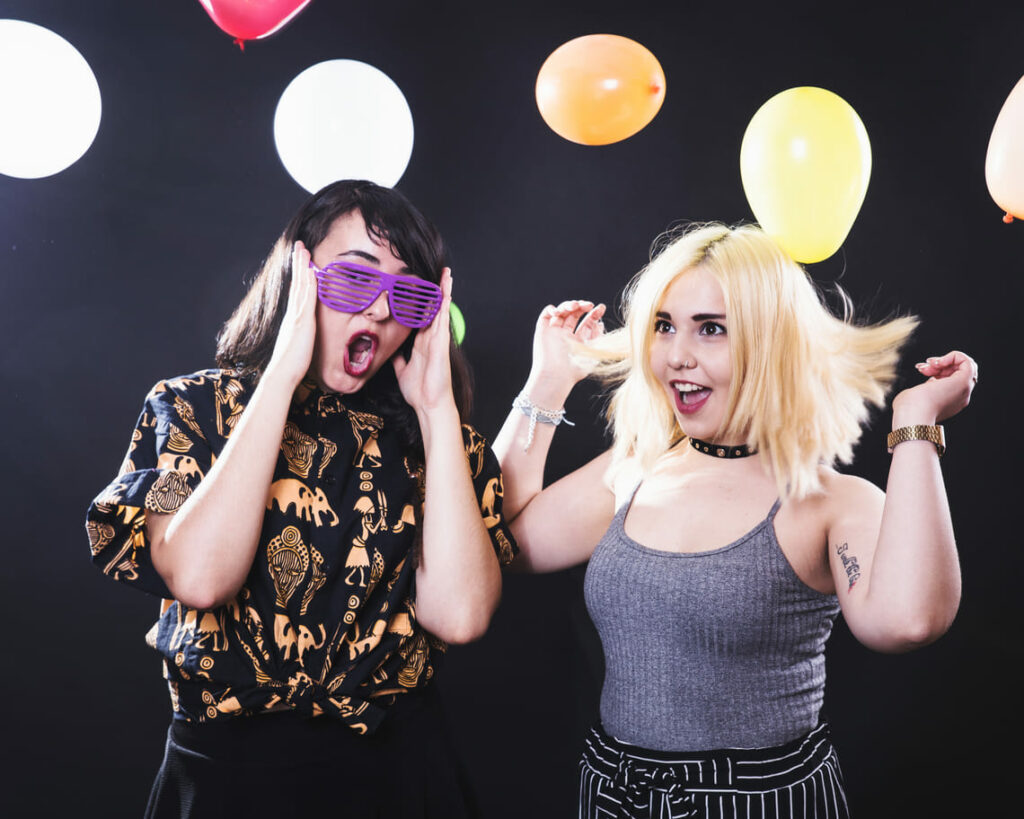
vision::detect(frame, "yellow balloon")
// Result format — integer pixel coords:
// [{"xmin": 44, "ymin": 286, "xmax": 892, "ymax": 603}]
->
[
  {"xmin": 535, "ymin": 34, "xmax": 666, "ymax": 146},
  {"xmin": 740, "ymin": 87, "xmax": 871, "ymax": 263},
  {"xmin": 985, "ymin": 73, "xmax": 1024, "ymax": 223}
]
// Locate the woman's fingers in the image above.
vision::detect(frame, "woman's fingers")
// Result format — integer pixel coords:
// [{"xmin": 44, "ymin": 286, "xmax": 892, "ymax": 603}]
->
[
  {"xmin": 539, "ymin": 299, "xmax": 599, "ymax": 330},
  {"xmin": 904, "ymin": 351, "xmax": 978, "ymax": 422},
  {"xmin": 287, "ymin": 243, "xmax": 303, "ymax": 304},
  {"xmin": 419, "ymin": 267, "xmax": 452, "ymax": 343},
  {"xmin": 914, "ymin": 351, "xmax": 977, "ymax": 382},
  {"xmin": 577, "ymin": 303, "xmax": 606, "ymax": 333},
  {"xmin": 288, "ymin": 241, "xmax": 315, "ymax": 315},
  {"xmin": 437, "ymin": 267, "xmax": 452, "ymax": 335}
]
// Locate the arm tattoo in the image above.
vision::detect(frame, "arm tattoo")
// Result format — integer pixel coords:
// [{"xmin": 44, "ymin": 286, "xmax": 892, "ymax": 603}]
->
[{"xmin": 835, "ymin": 541, "xmax": 861, "ymax": 591}]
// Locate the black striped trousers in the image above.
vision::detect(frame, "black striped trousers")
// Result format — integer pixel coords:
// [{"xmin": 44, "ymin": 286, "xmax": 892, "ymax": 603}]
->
[{"xmin": 578, "ymin": 721, "xmax": 850, "ymax": 819}]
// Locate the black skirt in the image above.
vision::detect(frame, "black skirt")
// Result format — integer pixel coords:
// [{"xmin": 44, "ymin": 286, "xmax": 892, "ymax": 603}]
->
[{"xmin": 145, "ymin": 687, "xmax": 479, "ymax": 819}]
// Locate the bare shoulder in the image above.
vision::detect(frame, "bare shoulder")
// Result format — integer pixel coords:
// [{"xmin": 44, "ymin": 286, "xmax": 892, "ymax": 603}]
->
[
  {"xmin": 817, "ymin": 467, "xmax": 885, "ymax": 524},
  {"xmin": 775, "ymin": 467, "xmax": 883, "ymax": 544},
  {"xmin": 607, "ymin": 452, "xmax": 643, "ymax": 506},
  {"xmin": 555, "ymin": 447, "xmax": 615, "ymax": 488}
]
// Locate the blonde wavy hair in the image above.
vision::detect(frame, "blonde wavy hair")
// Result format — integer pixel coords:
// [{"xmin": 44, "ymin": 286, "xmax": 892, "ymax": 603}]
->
[{"xmin": 584, "ymin": 222, "xmax": 918, "ymax": 499}]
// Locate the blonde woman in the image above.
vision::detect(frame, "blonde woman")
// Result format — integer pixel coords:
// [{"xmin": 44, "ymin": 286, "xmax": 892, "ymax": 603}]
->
[{"xmin": 493, "ymin": 223, "xmax": 976, "ymax": 818}]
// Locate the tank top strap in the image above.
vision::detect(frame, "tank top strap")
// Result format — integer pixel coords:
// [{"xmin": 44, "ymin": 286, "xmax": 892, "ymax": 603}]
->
[
  {"xmin": 766, "ymin": 497, "xmax": 783, "ymax": 521},
  {"xmin": 614, "ymin": 479, "xmax": 644, "ymax": 519}
]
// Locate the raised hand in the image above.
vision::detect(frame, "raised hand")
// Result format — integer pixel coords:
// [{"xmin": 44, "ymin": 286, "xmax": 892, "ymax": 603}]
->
[
  {"xmin": 893, "ymin": 350, "xmax": 978, "ymax": 424},
  {"xmin": 392, "ymin": 267, "xmax": 455, "ymax": 416},
  {"xmin": 528, "ymin": 299, "xmax": 606, "ymax": 394},
  {"xmin": 266, "ymin": 241, "xmax": 318, "ymax": 388}
]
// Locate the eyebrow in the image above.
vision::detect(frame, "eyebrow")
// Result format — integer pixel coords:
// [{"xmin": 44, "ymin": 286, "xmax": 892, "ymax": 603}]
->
[
  {"xmin": 336, "ymin": 249, "xmax": 411, "ymax": 275},
  {"xmin": 655, "ymin": 310, "xmax": 726, "ymax": 322},
  {"xmin": 338, "ymin": 249, "xmax": 380, "ymax": 265}
]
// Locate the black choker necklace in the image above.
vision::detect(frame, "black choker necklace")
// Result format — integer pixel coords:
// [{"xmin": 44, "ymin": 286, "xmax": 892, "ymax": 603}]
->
[{"xmin": 687, "ymin": 436, "xmax": 755, "ymax": 459}]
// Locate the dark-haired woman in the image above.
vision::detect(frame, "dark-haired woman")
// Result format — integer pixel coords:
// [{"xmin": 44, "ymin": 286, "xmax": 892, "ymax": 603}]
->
[{"xmin": 86, "ymin": 180, "xmax": 515, "ymax": 818}]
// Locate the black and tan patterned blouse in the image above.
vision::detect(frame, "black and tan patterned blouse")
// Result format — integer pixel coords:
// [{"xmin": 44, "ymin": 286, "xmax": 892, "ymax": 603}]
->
[{"xmin": 86, "ymin": 370, "xmax": 516, "ymax": 734}]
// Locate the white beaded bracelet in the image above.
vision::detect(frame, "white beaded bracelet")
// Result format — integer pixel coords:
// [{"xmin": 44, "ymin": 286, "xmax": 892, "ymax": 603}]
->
[{"xmin": 512, "ymin": 391, "xmax": 574, "ymax": 451}]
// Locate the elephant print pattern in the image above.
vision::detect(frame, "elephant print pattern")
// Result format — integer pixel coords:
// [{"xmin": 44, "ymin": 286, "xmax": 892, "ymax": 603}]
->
[{"xmin": 85, "ymin": 369, "xmax": 517, "ymax": 734}]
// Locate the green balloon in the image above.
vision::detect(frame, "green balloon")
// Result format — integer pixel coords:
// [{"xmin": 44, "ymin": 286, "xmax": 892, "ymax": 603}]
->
[{"xmin": 449, "ymin": 302, "xmax": 466, "ymax": 345}]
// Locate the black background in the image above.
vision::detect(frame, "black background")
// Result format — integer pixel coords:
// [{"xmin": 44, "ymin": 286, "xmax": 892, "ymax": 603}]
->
[{"xmin": 2, "ymin": 1, "xmax": 1021, "ymax": 816}]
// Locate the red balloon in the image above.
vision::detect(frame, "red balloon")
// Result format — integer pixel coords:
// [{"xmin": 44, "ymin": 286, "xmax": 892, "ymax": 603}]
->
[{"xmin": 197, "ymin": 1, "xmax": 313, "ymax": 46}]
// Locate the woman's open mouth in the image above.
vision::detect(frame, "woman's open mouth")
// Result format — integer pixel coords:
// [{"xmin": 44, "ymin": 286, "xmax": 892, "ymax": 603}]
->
[
  {"xmin": 671, "ymin": 380, "xmax": 711, "ymax": 414},
  {"xmin": 344, "ymin": 332, "xmax": 379, "ymax": 377}
]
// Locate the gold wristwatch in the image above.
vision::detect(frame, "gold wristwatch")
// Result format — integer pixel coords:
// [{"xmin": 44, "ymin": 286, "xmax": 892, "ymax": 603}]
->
[{"xmin": 887, "ymin": 424, "xmax": 945, "ymax": 457}]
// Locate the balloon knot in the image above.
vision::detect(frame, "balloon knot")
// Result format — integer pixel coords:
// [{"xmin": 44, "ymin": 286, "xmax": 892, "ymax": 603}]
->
[
  {"xmin": 1004, "ymin": 212, "xmax": 1015, "ymax": 224},
  {"xmin": 234, "ymin": 38, "xmax": 246, "ymax": 52}
]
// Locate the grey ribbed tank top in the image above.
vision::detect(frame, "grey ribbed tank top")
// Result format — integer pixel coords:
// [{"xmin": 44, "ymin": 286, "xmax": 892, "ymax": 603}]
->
[{"xmin": 584, "ymin": 484, "xmax": 840, "ymax": 751}]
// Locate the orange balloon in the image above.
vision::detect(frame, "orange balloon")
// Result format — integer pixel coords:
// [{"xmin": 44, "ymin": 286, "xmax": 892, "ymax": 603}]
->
[
  {"xmin": 985, "ymin": 73, "xmax": 1024, "ymax": 223},
  {"xmin": 535, "ymin": 34, "xmax": 666, "ymax": 146}
]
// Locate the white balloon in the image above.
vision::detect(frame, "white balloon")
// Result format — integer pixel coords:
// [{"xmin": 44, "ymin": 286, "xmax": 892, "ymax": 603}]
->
[
  {"xmin": 274, "ymin": 59, "xmax": 414, "ymax": 192},
  {"xmin": 0, "ymin": 19, "xmax": 102, "ymax": 179}
]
